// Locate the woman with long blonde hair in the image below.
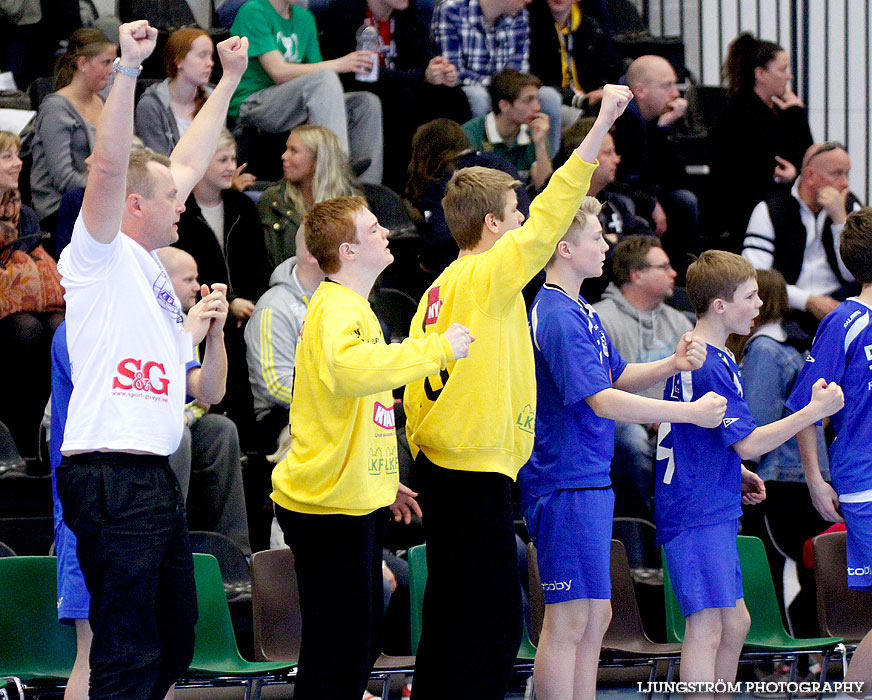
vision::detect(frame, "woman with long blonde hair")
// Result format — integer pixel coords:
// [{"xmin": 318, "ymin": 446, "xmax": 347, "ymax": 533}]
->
[{"xmin": 258, "ymin": 125, "xmax": 361, "ymax": 269}]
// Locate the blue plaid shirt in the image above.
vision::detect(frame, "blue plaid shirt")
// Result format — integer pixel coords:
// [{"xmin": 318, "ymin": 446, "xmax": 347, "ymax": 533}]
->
[{"xmin": 431, "ymin": 0, "xmax": 530, "ymax": 86}]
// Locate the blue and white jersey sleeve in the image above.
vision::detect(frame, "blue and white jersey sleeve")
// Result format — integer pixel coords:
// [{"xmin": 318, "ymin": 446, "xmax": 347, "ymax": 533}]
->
[
  {"xmin": 531, "ymin": 295, "xmax": 624, "ymax": 406},
  {"xmin": 786, "ymin": 300, "xmax": 872, "ymax": 495}
]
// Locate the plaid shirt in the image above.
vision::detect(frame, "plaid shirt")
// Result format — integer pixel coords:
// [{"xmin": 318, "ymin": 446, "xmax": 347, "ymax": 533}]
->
[{"xmin": 431, "ymin": 0, "xmax": 530, "ymax": 86}]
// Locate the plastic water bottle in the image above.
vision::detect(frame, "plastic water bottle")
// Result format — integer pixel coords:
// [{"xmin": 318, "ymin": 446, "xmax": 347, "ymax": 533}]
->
[{"xmin": 355, "ymin": 24, "xmax": 380, "ymax": 83}]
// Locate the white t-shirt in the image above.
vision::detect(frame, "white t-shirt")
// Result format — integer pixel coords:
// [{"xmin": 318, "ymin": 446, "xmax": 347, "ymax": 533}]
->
[
  {"xmin": 57, "ymin": 214, "xmax": 194, "ymax": 455},
  {"xmin": 199, "ymin": 200, "xmax": 225, "ymax": 251}
]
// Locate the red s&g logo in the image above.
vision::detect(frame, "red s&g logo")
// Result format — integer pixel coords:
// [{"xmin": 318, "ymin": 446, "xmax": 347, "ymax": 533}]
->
[{"xmin": 112, "ymin": 358, "xmax": 170, "ymax": 395}]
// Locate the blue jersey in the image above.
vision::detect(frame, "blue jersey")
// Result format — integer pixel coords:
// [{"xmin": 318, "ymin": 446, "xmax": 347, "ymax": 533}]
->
[
  {"xmin": 785, "ymin": 299, "xmax": 872, "ymax": 495},
  {"xmin": 655, "ymin": 345, "xmax": 756, "ymax": 544},
  {"xmin": 519, "ymin": 284, "xmax": 627, "ymax": 507}
]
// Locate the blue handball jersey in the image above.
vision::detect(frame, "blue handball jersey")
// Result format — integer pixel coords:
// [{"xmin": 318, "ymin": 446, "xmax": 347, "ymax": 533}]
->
[
  {"xmin": 655, "ymin": 345, "xmax": 756, "ymax": 545},
  {"xmin": 785, "ymin": 299, "xmax": 872, "ymax": 495},
  {"xmin": 519, "ymin": 284, "xmax": 627, "ymax": 508}
]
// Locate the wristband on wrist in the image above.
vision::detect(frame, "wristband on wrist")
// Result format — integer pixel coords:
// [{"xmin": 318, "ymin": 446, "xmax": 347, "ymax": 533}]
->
[{"xmin": 113, "ymin": 57, "xmax": 142, "ymax": 78}]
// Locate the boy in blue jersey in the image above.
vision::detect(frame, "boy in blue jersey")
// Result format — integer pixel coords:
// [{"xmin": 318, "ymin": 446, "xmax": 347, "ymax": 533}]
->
[
  {"xmin": 521, "ymin": 198, "xmax": 728, "ymax": 700},
  {"xmin": 655, "ymin": 250, "xmax": 844, "ymax": 698},
  {"xmin": 786, "ymin": 208, "xmax": 872, "ymax": 700}
]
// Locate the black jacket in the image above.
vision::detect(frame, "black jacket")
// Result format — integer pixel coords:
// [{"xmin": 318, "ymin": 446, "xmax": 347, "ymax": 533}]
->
[
  {"xmin": 528, "ymin": 0, "xmax": 623, "ymax": 103},
  {"xmin": 709, "ymin": 91, "xmax": 813, "ymax": 243},
  {"xmin": 174, "ymin": 188, "xmax": 272, "ymax": 304},
  {"xmin": 317, "ymin": 0, "xmax": 433, "ymax": 84},
  {"xmin": 611, "ymin": 100, "xmax": 688, "ymax": 218},
  {"xmin": 753, "ymin": 187, "xmax": 860, "ymax": 286}
]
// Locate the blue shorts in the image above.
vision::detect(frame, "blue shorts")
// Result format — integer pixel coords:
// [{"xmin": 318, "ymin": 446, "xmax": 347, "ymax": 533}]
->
[
  {"xmin": 840, "ymin": 501, "xmax": 872, "ymax": 591},
  {"xmin": 525, "ymin": 488, "xmax": 614, "ymax": 604},
  {"xmin": 663, "ymin": 519, "xmax": 742, "ymax": 617},
  {"xmin": 55, "ymin": 519, "xmax": 90, "ymax": 623}
]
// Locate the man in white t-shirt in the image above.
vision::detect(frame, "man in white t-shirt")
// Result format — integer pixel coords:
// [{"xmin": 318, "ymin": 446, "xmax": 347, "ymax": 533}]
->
[{"xmin": 54, "ymin": 21, "xmax": 249, "ymax": 700}]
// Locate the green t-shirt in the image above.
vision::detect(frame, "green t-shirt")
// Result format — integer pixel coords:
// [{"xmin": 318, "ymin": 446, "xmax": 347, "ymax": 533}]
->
[
  {"xmin": 462, "ymin": 113, "xmax": 541, "ymax": 180},
  {"xmin": 229, "ymin": 0, "xmax": 323, "ymax": 118}
]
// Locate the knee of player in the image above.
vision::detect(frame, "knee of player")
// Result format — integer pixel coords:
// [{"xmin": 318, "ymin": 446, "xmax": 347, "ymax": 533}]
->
[
  {"xmin": 590, "ymin": 600, "xmax": 612, "ymax": 636},
  {"xmin": 542, "ymin": 599, "xmax": 596, "ymax": 643},
  {"xmin": 721, "ymin": 605, "xmax": 751, "ymax": 643},
  {"xmin": 685, "ymin": 608, "xmax": 724, "ymax": 649}
]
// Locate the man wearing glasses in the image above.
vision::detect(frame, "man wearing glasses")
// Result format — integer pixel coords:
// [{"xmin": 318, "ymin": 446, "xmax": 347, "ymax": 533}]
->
[{"xmin": 742, "ymin": 141, "xmax": 862, "ymax": 340}]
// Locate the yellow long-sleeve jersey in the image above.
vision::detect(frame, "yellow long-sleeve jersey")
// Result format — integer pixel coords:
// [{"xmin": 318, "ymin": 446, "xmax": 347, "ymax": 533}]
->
[
  {"xmin": 272, "ymin": 281, "xmax": 454, "ymax": 516},
  {"xmin": 404, "ymin": 154, "xmax": 597, "ymax": 480}
]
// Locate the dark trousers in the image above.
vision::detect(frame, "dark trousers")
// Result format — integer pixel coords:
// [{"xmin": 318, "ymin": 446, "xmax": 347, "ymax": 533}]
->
[
  {"xmin": 410, "ymin": 452, "xmax": 522, "ymax": 700},
  {"xmin": 276, "ymin": 505, "xmax": 387, "ymax": 700},
  {"xmin": 56, "ymin": 452, "xmax": 197, "ymax": 700}
]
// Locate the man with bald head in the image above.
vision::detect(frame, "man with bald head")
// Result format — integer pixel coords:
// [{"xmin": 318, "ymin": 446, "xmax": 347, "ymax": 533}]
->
[
  {"xmin": 157, "ymin": 247, "xmax": 251, "ymax": 557},
  {"xmin": 742, "ymin": 141, "xmax": 862, "ymax": 338},
  {"xmin": 611, "ymin": 54, "xmax": 698, "ymax": 282}
]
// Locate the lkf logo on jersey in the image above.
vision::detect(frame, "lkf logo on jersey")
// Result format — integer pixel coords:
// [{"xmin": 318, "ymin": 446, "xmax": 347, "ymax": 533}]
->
[
  {"xmin": 111, "ymin": 358, "xmax": 169, "ymax": 400},
  {"xmin": 372, "ymin": 401, "xmax": 396, "ymax": 430},
  {"xmin": 368, "ymin": 445, "xmax": 399, "ymax": 475},
  {"xmin": 517, "ymin": 404, "xmax": 535, "ymax": 434},
  {"xmin": 424, "ymin": 286, "xmax": 442, "ymax": 326}
]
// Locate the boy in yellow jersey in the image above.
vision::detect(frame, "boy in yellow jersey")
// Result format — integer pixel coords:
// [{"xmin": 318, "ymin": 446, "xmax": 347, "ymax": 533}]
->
[
  {"xmin": 403, "ymin": 84, "xmax": 633, "ymax": 700},
  {"xmin": 271, "ymin": 196, "xmax": 473, "ymax": 700}
]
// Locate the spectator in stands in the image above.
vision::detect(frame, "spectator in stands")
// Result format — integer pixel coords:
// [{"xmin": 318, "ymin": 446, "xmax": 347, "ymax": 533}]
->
[
  {"xmin": 527, "ymin": 0, "xmax": 623, "ymax": 120},
  {"xmin": 1, "ymin": 131, "xmax": 64, "ymax": 458},
  {"xmin": 612, "ymin": 54, "xmax": 697, "ymax": 282},
  {"xmin": 0, "ymin": 132, "xmax": 38, "ymax": 239},
  {"xmin": 175, "ymin": 129, "xmax": 271, "ymax": 329},
  {"xmin": 135, "ymin": 28, "xmax": 215, "ymax": 156},
  {"xmin": 229, "ymin": 0, "xmax": 384, "ymax": 184},
  {"xmin": 317, "ymin": 0, "xmax": 471, "ymax": 192},
  {"xmin": 245, "ymin": 226, "xmax": 323, "ymax": 457},
  {"xmin": 404, "ymin": 118, "xmax": 531, "ymax": 277},
  {"xmin": 710, "ymin": 32, "xmax": 813, "ymax": 251},
  {"xmin": 555, "ymin": 116, "xmax": 654, "ymax": 300},
  {"xmin": 742, "ymin": 141, "xmax": 860, "ymax": 341},
  {"xmin": 30, "ymin": 28, "xmax": 116, "ymax": 232},
  {"xmin": 158, "ymin": 247, "xmax": 251, "ymax": 556},
  {"xmin": 594, "ymin": 236, "xmax": 691, "ymax": 520},
  {"xmin": 431, "ymin": 0, "xmax": 564, "ymax": 156},
  {"xmin": 175, "ymin": 128, "xmax": 272, "ymax": 440},
  {"xmin": 462, "ymin": 69, "xmax": 552, "ymax": 191},
  {"xmin": 258, "ymin": 125, "xmax": 363, "ymax": 270}
]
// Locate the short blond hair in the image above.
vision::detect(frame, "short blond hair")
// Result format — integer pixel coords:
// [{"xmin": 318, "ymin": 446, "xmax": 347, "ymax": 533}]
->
[
  {"xmin": 303, "ymin": 195, "xmax": 368, "ymax": 274},
  {"xmin": 686, "ymin": 250, "xmax": 756, "ymax": 317},
  {"xmin": 545, "ymin": 197, "xmax": 602, "ymax": 268},
  {"xmin": 127, "ymin": 148, "xmax": 172, "ymax": 198},
  {"xmin": 442, "ymin": 166, "xmax": 521, "ymax": 250}
]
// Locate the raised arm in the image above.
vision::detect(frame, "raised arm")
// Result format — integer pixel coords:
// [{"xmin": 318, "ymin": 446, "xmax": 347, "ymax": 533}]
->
[
  {"xmin": 169, "ymin": 36, "xmax": 249, "ymax": 200},
  {"xmin": 80, "ymin": 20, "xmax": 157, "ymax": 244}
]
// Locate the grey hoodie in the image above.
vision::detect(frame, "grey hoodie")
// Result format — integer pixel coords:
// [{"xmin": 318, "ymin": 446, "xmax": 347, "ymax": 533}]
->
[
  {"xmin": 244, "ymin": 257, "xmax": 311, "ymax": 419},
  {"xmin": 593, "ymin": 283, "xmax": 693, "ymax": 400},
  {"xmin": 135, "ymin": 78, "xmax": 213, "ymax": 156}
]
